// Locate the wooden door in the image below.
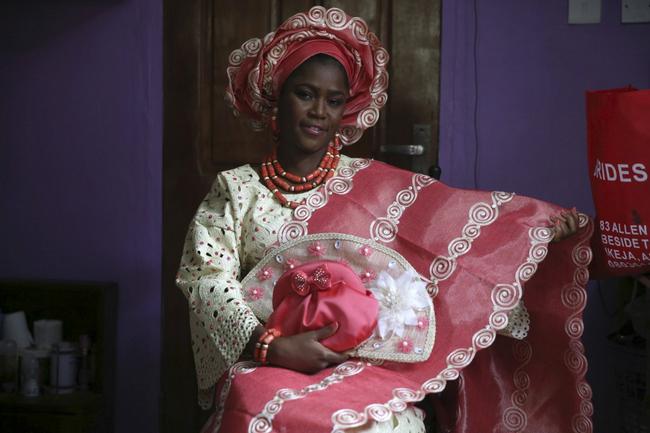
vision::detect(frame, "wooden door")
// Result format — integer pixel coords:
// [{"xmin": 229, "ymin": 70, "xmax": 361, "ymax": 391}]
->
[{"xmin": 163, "ymin": 1, "xmax": 440, "ymax": 432}]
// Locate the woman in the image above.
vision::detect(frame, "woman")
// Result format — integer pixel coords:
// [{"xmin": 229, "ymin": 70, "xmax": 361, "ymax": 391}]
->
[{"xmin": 176, "ymin": 7, "xmax": 590, "ymax": 433}]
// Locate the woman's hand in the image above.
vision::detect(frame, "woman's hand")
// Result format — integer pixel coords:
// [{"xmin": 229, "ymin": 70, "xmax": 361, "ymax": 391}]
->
[
  {"xmin": 550, "ymin": 208, "xmax": 580, "ymax": 242},
  {"xmin": 268, "ymin": 323, "xmax": 348, "ymax": 374}
]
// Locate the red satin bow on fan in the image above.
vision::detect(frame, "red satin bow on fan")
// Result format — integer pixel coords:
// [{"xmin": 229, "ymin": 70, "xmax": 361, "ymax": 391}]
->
[{"xmin": 291, "ymin": 265, "xmax": 331, "ymax": 296}]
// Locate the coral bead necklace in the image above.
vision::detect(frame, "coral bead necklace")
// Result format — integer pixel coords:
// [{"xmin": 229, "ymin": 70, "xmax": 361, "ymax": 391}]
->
[{"xmin": 261, "ymin": 143, "xmax": 340, "ymax": 209}]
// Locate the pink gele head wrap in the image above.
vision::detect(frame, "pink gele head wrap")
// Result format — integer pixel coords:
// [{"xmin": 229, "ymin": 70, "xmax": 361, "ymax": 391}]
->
[
  {"xmin": 271, "ymin": 39, "xmax": 354, "ymax": 95},
  {"xmin": 225, "ymin": 6, "xmax": 389, "ymax": 146}
]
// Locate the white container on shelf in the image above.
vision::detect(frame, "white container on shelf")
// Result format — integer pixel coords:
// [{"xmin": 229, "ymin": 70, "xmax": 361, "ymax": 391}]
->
[
  {"xmin": 20, "ymin": 351, "xmax": 40, "ymax": 397},
  {"xmin": 34, "ymin": 320, "xmax": 63, "ymax": 350},
  {"xmin": 0, "ymin": 339, "xmax": 18, "ymax": 393},
  {"xmin": 2, "ymin": 311, "xmax": 33, "ymax": 349},
  {"xmin": 50, "ymin": 341, "xmax": 79, "ymax": 394}
]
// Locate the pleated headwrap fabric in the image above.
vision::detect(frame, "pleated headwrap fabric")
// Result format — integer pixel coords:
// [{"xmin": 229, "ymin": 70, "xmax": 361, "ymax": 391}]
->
[{"xmin": 225, "ymin": 6, "xmax": 389, "ymax": 145}]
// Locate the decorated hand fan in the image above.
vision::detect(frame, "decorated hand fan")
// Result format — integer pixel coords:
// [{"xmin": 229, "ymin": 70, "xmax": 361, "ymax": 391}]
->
[{"xmin": 241, "ymin": 233, "xmax": 436, "ymax": 363}]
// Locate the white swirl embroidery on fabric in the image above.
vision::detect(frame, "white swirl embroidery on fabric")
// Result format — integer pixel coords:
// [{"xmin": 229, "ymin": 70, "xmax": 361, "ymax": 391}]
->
[
  {"xmin": 502, "ymin": 340, "xmax": 532, "ymax": 432},
  {"xmin": 564, "ymin": 214, "xmax": 594, "ymax": 433},
  {"xmin": 427, "ymin": 191, "xmax": 515, "ymax": 297},
  {"xmin": 248, "ymin": 361, "xmax": 366, "ymax": 433},
  {"xmin": 369, "ymin": 174, "xmax": 436, "ymax": 243},
  {"xmin": 276, "ymin": 159, "xmax": 371, "ymax": 244},
  {"xmin": 201, "ymin": 361, "xmax": 257, "ymax": 433},
  {"xmin": 330, "ymin": 211, "xmax": 559, "ymax": 432}
]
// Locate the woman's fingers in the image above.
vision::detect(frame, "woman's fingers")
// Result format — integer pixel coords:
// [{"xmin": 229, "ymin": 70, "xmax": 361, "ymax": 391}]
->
[
  {"xmin": 322, "ymin": 348, "xmax": 348, "ymax": 365},
  {"xmin": 310, "ymin": 322, "xmax": 339, "ymax": 341},
  {"xmin": 553, "ymin": 221, "xmax": 569, "ymax": 241},
  {"xmin": 566, "ymin": 212, "xmax": 578, "ymax": 233},
  {"xmin": 551, "ymin": 209, "xmax": 581, "ymax": 242},
  {"xmin": 269, "ymin": 325, "xmax": 347, "ymax": 373},
  {"xmin": 307, "ymin": 324, "xmax": 348, "ymax": 367}
]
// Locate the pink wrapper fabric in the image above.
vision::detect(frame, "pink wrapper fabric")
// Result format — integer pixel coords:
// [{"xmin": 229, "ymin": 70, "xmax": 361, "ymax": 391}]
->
[{"xmin": 203, "ymin": 161, "xmax": 593, "ymax": 433}]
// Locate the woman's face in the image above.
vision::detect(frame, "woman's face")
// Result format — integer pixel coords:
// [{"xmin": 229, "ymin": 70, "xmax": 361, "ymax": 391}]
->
[{"xmin": 277, "ymin": 57, "xmax": 349, "ymax": 157}]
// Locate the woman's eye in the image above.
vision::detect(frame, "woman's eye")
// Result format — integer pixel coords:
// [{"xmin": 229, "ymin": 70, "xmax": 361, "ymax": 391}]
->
[
  {"xmin": 329, "ymin": 99, "xmax": 344, "ymax": 107},
  {"xmin": 295, "ymin": 90, "xmax": 313, "ymax": 100}
]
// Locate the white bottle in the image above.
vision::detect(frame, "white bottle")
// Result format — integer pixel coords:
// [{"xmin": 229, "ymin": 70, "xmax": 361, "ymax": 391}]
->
[
  {"xmin": 50, "ymin": 341, "xmax": 79, "ymax": 394},
  {"xmin": 0, "ymin": 339, "xmax": 18, "ymax": 393},
  {"xmin": 20, "ymin": 352, "xmax": 39, "ymax": 397}
]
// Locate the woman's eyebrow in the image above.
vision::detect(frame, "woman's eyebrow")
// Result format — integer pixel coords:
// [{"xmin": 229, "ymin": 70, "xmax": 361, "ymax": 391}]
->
[{"xmin": 293, "ymin": 83, "xmax": 347, "ymax": 96}]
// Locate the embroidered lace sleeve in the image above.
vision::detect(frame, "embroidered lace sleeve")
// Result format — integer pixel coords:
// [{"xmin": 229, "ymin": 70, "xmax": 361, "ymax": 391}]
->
[
  {"xmin": 497, "ymin": 301, "xmax": 530, "ymax": 340},
  {"xmin": 175, "ymin": 173, "xmax": 260, "ymax": 408}
]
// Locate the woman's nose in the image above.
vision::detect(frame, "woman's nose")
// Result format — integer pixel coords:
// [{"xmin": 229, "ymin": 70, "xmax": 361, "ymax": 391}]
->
[{"xmin": 309, "ymin": 98, "xmax": 327, "ymax": 118}]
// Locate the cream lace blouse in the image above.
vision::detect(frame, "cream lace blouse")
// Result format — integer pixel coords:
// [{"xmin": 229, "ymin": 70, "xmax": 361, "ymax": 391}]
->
[{"xmin": 175, "ymin": 155, "xmax": 358, "ymax": 407}]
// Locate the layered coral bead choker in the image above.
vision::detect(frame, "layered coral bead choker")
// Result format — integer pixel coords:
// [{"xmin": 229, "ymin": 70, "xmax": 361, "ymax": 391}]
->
[{"xmin": 261, "ymin": 144, "xmax": 340, "ymax": 209}]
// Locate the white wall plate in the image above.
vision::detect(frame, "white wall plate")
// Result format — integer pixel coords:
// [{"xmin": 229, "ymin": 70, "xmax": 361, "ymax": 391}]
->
[
  {"xmin": 622, "ymin": 0, "xmax": 650, "ymax": 23},
  {"xmin": 569, "ymin": 0, "xmax": 602, "ymax": 24}
]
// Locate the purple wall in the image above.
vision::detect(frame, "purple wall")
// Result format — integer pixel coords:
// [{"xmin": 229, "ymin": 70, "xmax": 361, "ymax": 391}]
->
[
  {"xmin": 440, "ymin": 2, "xmax": 650, "ymax": 432},
  {"xmin": 440, "ymin": 0, "xmax": 650, "ymax": 207},
  {"xmin": 0, "ymin": 1, "xmax": 162, "ymax": 432}
]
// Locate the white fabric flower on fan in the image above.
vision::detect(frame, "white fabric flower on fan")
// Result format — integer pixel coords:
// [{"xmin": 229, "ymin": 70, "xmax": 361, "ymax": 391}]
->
[{"xmin": 369, "ymin": 270, "xmax": 430, "ymax": 339}]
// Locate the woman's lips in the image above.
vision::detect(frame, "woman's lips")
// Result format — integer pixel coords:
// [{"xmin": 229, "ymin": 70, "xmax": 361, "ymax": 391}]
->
[{"xmin": 300, "ymin": 124, "xmax": 327, "ymax": 136}]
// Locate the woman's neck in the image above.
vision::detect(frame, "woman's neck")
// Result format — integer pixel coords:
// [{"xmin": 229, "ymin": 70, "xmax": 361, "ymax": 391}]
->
[{"xmin": 276, "ymin": 145, "xmax": 329, "ymax": 177}]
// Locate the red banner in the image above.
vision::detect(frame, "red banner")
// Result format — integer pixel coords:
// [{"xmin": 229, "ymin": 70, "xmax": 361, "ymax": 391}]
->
[{"xmin": 587, "ymin": 87, "xmax": 650, "ymax": 277}]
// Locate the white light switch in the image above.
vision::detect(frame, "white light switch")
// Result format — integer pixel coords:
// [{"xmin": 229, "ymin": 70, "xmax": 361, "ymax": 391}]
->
[
  {"xmin": 568, "ymin": 0, "xmax": 602, "ymax": 24},
  {"xmin": 622, "ymin": 0, "xmax": 650, "ymax": 23}
]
